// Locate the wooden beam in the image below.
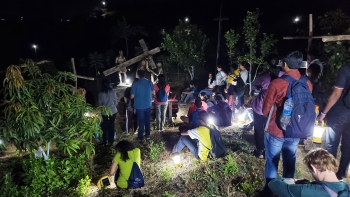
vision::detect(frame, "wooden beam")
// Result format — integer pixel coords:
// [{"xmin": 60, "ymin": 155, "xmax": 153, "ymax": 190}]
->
[
  {"xmin": 103, "ymin": 47, "xmax": 160, "ymax": 76},
  {"xmin": 283, "ymin": 36, "xmax": 323, "ymax": 40},
  {"xmin": 308, "ymin": 14, "xmax": 313, "ymax": 52},
  {"xmin": 139, "ymin": 39, "xmax": 157, "ymax": 69},
  {"xmin": 322, "ymin": 35, "xmax": 350, "ymax": 42},
  {"xmin": 71, "ymin": 58, "xmax": 78, "ymax": 88},
  {"xmin": 75, "ymin": 75, "xmax": 94, "ymax": 80}
]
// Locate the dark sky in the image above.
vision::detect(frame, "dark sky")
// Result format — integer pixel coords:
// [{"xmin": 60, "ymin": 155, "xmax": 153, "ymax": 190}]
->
[{"xmin": 0, "ymin": 0, "xmax": 349, "ymax": 68}]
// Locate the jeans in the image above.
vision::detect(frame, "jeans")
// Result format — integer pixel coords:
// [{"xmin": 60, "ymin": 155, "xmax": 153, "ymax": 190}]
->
[
  {"xmin": 136, "ymin": 108, "xmax": 151, "ymax": 140},
  {"xmin": 253, "ymin": 111, "xmax": 267, "ymax": 151},
  {"xmin": 264, "ymin": 132, "xmax": 300, "ymax": 195},
  {"xmin": 337, "ymin": 130, "xmax": 350, "ymax": 179},
  {"xmin": 101, "ymin": 113, "xmax": 117, "ymax": 144},
  {"xmin": 217, "ymin": 85, "xmax": 226, "ymax": 99},
  {"xmin": 180, "ymin": 94, "xmax": 195, "ymax": 104},
  {"xmin": 155, "ymin": 104, "xmax": 168, "ymax": 130},
  {"xmin": 172, "ymin": 136, "xmax": 199, "ymax": 159},
  {"xmin": 326, "ymin": 127, "xmax": 342, "ymax": 158},
  {"xmin": 236, "ymin": 95, "xmax": 244, "ymax": 109},
  {"xmin": 126, "ymin": 109, "xmax": 138, "ymax": 133},
  {"xmin": 198, "ymin": 90, "xmax": 212, "ymax": 97}
]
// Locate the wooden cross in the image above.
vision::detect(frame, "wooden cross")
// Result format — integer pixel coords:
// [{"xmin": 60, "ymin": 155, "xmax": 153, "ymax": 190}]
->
[
  {"xmin": 103, "ymin": 39, "xmax": 160, "ymax": 76},
  {"xmin": 214, "ymin": 0, "xmax": 229, "ymax": 65},
  {"xmin": 283, "ymin": 14, "xmax": 350, "ymax": 51}
]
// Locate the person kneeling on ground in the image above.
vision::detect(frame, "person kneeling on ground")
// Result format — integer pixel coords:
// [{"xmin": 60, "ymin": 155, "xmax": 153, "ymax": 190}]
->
[
  {"xmin": 179, "ymin": 81, "xmax": 197, "ymax": 105},
  {"xmin": 180, "ymin": 97, "xmax": 206, "ymax": 124},
  {"xmin": 109, "ymin": 140, "xmax": 141, "ymax": 189},
  {"xmin": 180, "ymin": 98, "xmax": 204, "ymax": 130},
  {"xmin": 207, "ymin": 95, "xmax": 232, "ymax": 127},
  {"xmin": 172, "ymin": 111, "xmax": 213, "ymax": 161},
  {"xmin": 269, "ymin": 148, "xmax": 350, "ymax": 197}
]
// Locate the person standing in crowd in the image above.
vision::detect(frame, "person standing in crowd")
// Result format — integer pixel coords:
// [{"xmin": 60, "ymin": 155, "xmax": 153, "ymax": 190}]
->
[
  {"xmin": 98, "ymin": 79, "xmax": 118, "ymax": 146},
  {"xmin": 225, "ymin": 65, "xmax": 240, "ymax": 113},
  {"xmin": 307, "ymin": 48, "xmax": 323, "ymax": 79},
  {"xmin": 154, "ymin": 74, "xmax": 170, "ymax": 132},
  {"xmin": 307, "ymin": 63, "xmax": 326, "ymax": 112},
  {"xmin": 215, "ymin": 65, "xmax": 227, "ymax": 99},
  {"xmin": 236, "ymin": 62, "xmax": 249, "ymax": 111},
  {"xmin": 269, "ymin": 148, "xmax": 349, "ymax": 197},
  {"xmin": 317, "ymin": 64, "xmax": 350, "ymax": 181},
  {"xmin": 131, "ymin": 70, "xmax": 155, "ymax": 141},
  {"xmin": 109, "ymin": 140, "xmax": 141, "ymax": 189},
  {"xmin": 179, "ymin": 81, "xmax": 197, "ymax": 105},
  {"xmin": 124, "ymin": 79, "xmax": 139, "ymax": 136},
  {"xmin": 173, "ymin": 111, "xmax": 213, "ymax": 161},
  {"xmin": 262, "ymin": 51, "xmax": 313, "ymax": 196},
  {"xmin": 251, "ymin": 54, "xmax": 284, "ymax": 158},
  {"xmin": 198, "ymin": 73, "xmax": 216, "ymax": 97}
]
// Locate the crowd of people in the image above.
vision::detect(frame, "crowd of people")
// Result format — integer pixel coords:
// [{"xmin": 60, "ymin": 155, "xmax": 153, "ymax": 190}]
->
[{"xmin": 96, "ymin": 50, "xmax": 350, "ymax": 196}]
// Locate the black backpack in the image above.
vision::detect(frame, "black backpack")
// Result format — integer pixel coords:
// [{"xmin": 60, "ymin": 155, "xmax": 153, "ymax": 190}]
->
[
  {"xmin": 233, "ymin": 77, "xmax": 245, "ymax": 97},
  {"xmin": 204, "ymin": 126, "xmax": 226, "ymax": 158}
]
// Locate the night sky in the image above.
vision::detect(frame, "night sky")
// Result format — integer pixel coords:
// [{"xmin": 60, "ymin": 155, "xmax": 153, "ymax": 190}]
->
[{"xmin": 1, "ymin": 0, "xmax": 349, "ymax": 69}]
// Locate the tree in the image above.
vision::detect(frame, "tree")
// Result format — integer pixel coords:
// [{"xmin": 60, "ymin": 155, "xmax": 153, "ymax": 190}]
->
[
  {"xmin": 0, "ymin": 59, "xmax": 109, "ymax": 159},
  {"xmin": 224, "ymin": 29, "xmax": 240, "ymax": 66},
  {"xmin": 89, "ymin": 51, "xmax": 105, "ymax": 77},
  {"xmin": 110, "ymin": 16, "xmax": 148, "ymax": 58},
  {"xmin": 161, "ymin": 20, "xmax": 209, "ymax": 80}
]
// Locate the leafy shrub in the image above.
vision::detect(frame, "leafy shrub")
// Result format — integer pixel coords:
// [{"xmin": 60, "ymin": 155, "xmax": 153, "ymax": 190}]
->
[
  {"xmin": 160, "ymin": 167, "xmax": 175, "ymax": 184},
  {"xmin": 148, "ymin": 140, "xmax": 165, "ymax": 162},
  {"xmin": 163, "ymin": 191, "xmax": 176, "ymax": 197},
  {"xmin": 238, "ymin": 179, "xmax": 260, "ymax": 196},
  {"xmin": 77, "ymin": 175, "xmax": 91, "ymax": 197},
  {"xmin": 0, "ymin": 154, "xmax": 88, "ymax": 197},
  {"xmin": 224, "ymin": 155, "xmax": 239, "ymax": 175}
]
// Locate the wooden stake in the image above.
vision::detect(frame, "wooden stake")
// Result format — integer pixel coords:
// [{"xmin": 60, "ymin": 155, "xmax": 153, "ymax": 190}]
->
[{"xmin": 71, "ymin": 58, "xmax": 77, "ymax": 89}]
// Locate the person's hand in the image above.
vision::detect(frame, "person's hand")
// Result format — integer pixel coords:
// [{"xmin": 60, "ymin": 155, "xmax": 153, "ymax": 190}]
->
[
  {"xmin": 317, "ymin": 113, "xmax": 326, "ymax": 122},
  {"xmin": 294, "ymin": 178, "xmax": 310, "ymax": 184},
  {"xmin": 224, "ymin": 88, "xmax": 228, "ymax": 93}
]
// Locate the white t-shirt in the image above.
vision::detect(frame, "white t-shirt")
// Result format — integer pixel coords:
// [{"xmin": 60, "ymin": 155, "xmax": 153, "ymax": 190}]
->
[
  {"xmin": 208, "ymin": 79, "xmax": 216, "ymax": 89},
  {"xmin": 216, "ymin": 71, "xmax": 226, "ymax": 86},
  {"xmin": 240, "ymin": 70, "xmax": 248, "ymax": 84}
]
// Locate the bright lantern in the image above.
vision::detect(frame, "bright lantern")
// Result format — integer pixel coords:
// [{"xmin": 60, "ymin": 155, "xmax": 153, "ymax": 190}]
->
[{"xmin": 172, "ymin": 152, "xmax": 181, "ymax": 164}]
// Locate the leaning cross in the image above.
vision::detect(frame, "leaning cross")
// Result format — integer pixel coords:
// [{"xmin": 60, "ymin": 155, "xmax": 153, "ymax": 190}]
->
[
  {"xmin": 103, "ymin": 39, "xmax": 160, "ymax": 76},
  {"xmin": 283, "ymin": 14, "xmax": 350, "ymax": 52}
]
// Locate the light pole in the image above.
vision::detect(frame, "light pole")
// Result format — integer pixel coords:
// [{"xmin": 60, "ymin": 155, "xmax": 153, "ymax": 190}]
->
[{"xmin": 33, "ymin": 45, "xmax": 37, "ymax": 55}]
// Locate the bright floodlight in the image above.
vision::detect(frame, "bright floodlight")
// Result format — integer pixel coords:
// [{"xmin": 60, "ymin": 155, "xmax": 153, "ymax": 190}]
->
[
  {"xmin": 208, "ymin": 117, "xmax": 214, "ymax": 125},
  {"xmin": 33, "ymin": 45, "xmax": 37, "ymax": 49},
  {"xmin": 294, "ymin": 17, "xmax": 300, "ymax": 23},
  {"xmin": 185, "ymin": 17, "xmax": 189, "ymax": 22},
  {"xmin": 125, "ymin": 78, "xmax": 130, "ymax": 84}
]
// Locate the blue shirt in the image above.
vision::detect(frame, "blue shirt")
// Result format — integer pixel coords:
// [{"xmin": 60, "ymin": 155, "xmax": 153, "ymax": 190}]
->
[
  {"xmin": 131, "ymin": 78, "xmax": 154, "ymax": 109},
  {"xmin": 189, "ymin": 109, "xmax": 203, "ymax": 129}
]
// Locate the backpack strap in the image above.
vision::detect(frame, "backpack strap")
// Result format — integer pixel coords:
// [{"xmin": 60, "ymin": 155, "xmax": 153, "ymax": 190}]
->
[
  {"xmin": 319, "ymin": 183, "xmax": 338, "ymax": 197},
  {"xmin": 280, "ymin": 75, "xmax": 296, "ymax": 98},
  {"xmin": 202, "ymin": 126, "xmax": 212, "ymax": 151}
]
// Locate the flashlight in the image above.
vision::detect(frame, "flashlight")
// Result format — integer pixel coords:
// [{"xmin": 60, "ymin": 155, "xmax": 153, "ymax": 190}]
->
[{"xmin": 126, "ymin": 78, "xmax": 130, "ymax": 84}]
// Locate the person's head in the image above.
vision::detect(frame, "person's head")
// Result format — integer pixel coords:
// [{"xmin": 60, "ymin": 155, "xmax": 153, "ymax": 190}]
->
[
  {"xmin": 208, "ymin": 73, "xmax": 213, "ymax": 79},
  {"xmin": 198, "ymin": 111, "xmax": 210, "ymax": 126},
  {"xmin": 119, "ymin": 50, "xmax": 123, "ymax": 55},
  {"xmin": 189, "ymin": 81, "xmax": 195, "ymax": 88},
  {"xmin": 200, "ymin": 92, "xmax": 208, "ymax": 101},
  {"xmin": 215, "ymin": 95, "xmax": 223, "ymax": 102},
  {"xmin": 137, "ymin": 69, "xmax": 146, "ymax": 78},
  {"xmin": 157, "ymin": 74, "xmax": 166, "ymax": 86},
  {"xmin": 101, "ymin": 79, "xmax": 112, "ymax": 93},
  {"xmin": 307, "ymin": 48, "xmax": 320, "ymax": 62},
  {"xmin": 282, "ymin": 51, "xmax": 303, "ymax": 71},
  {"xmin": 239, "ymin": 62, "xmax": 249, "ymax": 71},
  {"xmin": 115, "ymin": 140, "xmax": 136, "ymax": 162},
  {"xmin": 216, "ymin": 64, "xmax": 223, "ymax": 71},
  {"xmin": 307, "ymin": 64, "xmax": 321, "ymax": 81},
  {"xmin": 156, "ymin": 62, "xmax": 162, "ymax": 68},
  {"xmin": 267, "ymin": 54, "xmax": 283, "ymax": 80},
  {"xmin": 194, "ymin": 98, "xmax": 202, "ymax": 109},
  {"xmin": 303, "ymin": 148, "xmax": 338, "ymax": 182}
]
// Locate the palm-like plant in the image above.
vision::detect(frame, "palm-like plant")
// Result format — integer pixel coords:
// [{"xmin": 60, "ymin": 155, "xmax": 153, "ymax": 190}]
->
[
  {"xmin": 110, "ymin": 16, "xmax": 148, "ymax": 58},
  {"xmin": 89, "ymin": 52, "xmax": 105, "ymax": 76}
]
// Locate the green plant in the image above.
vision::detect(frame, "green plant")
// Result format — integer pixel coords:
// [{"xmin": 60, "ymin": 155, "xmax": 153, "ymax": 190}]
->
[
  {"xmin": 163, "ymin": 191, "xmax": 176, "ymax": 197},
  {"xmin": 295, "ymin": 169, "xmax": 302, "ymax": 179},
  {"xmin": 0, "ymin": 60, "xmax": 110, "ymax": 158},
  {"xmin": 224, "ymin": 155, "xmax": 239, "ymax": 175},
  {"xmin": 238, "ymin": 179, "xmax": 259, "ymax": 196},
  {"xmin": 148, "ymin": 140, "xmax": 165, "ymax": 162},
  {"xmin": 224, "ymin": 29, "xmax": 240, "ymax": 66},
  {"xmin": 77, "ymin": 175, "xmax": 91, "ymax": 197},
  {"xmin": 161, "ymin": 20, "xmax": 209, "ymax": 80},
  {"xmin": 160, "ymin": 166, "xmax": 175, "ymax": 184}
]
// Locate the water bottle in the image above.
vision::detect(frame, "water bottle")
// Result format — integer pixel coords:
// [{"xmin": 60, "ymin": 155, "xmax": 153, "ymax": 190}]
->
[{"xmin": 280, "ymin": 97, "xmax": 293, "ymax": 130}]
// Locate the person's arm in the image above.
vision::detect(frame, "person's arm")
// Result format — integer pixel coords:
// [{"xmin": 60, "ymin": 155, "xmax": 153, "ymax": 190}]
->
[
  {"xmin": 268, "ymin": 178, "xmax": 303, "ymax": 197},
  {"xmin": 262, "ymin": 82, "xmax": 278, "ymax": 116},
  {"xmin": 109, "ymin": 160, "xmax": 118, "ymax": 176},
  {"xmin": 152, "ymin": 90, "xmax": 156, "ymax": 98},
  {"xmin": 181, "ymin": 131, "xmax": 189, "ymax": 136},
  {"xmin": 130, "ymin": 84, "xmax": 136, "ymax": 99},
  {"xmin": 241, "ymin": 71, "xmax": 248, "ymax": 83},
  {"xmin": 124, "ymin": 97, "xmax": 128, "ymax": 103},
  {"xmin": 130, "ymin": 94, "xmax": 135, "ymax": 99},
  {"xmin": 220, "ymin": 72, "xmax": 227, "ymax": 82},
  {"xmin": 317, "ymin": 88, "xmax": 343, "ymax": 121}
]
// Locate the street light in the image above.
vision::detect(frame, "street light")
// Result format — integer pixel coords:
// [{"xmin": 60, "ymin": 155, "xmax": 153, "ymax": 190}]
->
[
  {"xmin": 185, "ymin": 17, "xmax": 189, "ymax": 22},
  {"xmin": 294, "ymin": 16, "xmax": 300, "ymax": 23},
  {"xmin": 32, "ymin": 45, "xmax": 37, "ymax": 55}
]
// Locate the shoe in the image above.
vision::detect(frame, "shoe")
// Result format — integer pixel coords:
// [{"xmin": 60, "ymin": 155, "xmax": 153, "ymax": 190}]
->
[
  {"xmin": 134, "ymin": 131, "xmax": 138, "ymax": 135},
  {"xmin": 123, "ymin": 132, "xmax": 130, "ymax": 136},
  {"xmin": 160, "ymin": 128, "xmax": 165, "ymax": 132},
  {"xmin": 253, "ymin": 149, "xmax": 265, "ymax": 159},
  {"xmin": 104, "ymin": 142, "xmax": 112, "ymax": 147},
  {"xmin": 145, "ymin": 137, "xmax": 150, "ymax": 140}
]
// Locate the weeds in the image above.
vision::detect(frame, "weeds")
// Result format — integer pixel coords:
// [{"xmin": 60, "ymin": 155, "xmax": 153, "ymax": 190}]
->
[
  {"xmin": 163, "ymin": 191, "xmax": 176, "ymax": 197},
  {"xmin": 228, "ymin": 140, "xmax": 252, "ymax": 154},
  {"xmin": 148, "ymin": 140, "xmax": 165, "ymax": 162},
  {"xmin": 296, "ymin": 169, "xmax": 302, "ymax": 178},
  {"xmin": 160, "ymin": 166, "xmax": 176, "ymax": 184},
  {"xmin": 238, "ymin": 179, "xmax": 259, "ymax": 196},
  {"xmin": 77, "ymin": 175, "xmax": 91, "ymax": 197},
  {"xmin": 224, "ymin": 154, "xmax": 239, "ymax": 175}
]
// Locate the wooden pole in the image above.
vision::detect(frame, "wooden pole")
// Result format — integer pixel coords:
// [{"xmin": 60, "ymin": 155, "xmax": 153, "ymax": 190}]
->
[
  {"xmin": 71, "ymin": 58, "xmax": 77, "ymax": 89},
  {"xmin": 308, "ymin": 14, "xmax": 313, "ymax": 52},
  {"xmin": 322, "ymin": 35, "xmax": 350, "ymax": 42}
]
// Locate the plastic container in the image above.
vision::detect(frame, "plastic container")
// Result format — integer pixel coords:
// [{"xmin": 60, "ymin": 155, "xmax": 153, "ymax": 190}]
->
[{"xmin": 280, "ymin": 97, "xmax": 293, "ymax": 130}]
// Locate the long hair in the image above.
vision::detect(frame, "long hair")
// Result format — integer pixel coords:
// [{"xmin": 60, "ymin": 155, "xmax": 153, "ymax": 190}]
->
[
  {"xmin": 157, "ymin": 74, "xmax": 166, "ymax": 87},
  {"xmin": 208, "ymin": 73, "xmax": 214, "ymax": 85},
  {"xmin": 101, "ymin": 79, "xmax": 112, "ymax": 93},
  {"xmin": 267, "ymin": 54, "xmax": 282, "ymax": 81},
  {"xmin": 115, "ymin": 140, "xmax": 136, "ymax": 162}
]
